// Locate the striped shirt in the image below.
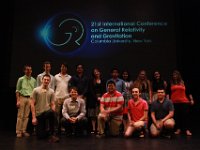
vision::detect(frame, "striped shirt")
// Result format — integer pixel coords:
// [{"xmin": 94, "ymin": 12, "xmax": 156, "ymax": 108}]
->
[{"xmin": 100, "ymin": 90, "xmax": 124, "ymax": 116}]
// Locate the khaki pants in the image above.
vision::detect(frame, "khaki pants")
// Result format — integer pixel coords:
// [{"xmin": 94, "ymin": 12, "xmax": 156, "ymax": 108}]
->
[
  {"xmin": 150, "ymin": 118, "xmax": 175, "ymax": 136},
  {"xmin": 16, "ymin": 96, "xmax": 30, "ymax": 134},
  {"xmin": 125, "ymin": 121, "xmax": 145, "ymax": 137},
  {"xmin": 55, "ymin": 97, "xmax": 68, "ymax": 131},
  {"xmin": 98, "ymin": 113, "xmax": 122, "ymax": 136}
]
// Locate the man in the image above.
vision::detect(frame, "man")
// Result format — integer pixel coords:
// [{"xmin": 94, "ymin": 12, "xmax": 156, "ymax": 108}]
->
[
  {"xmin": 15, "ymin": 65, "xmax": 36, "ymax": 138},
  {"xmin": 97, "ymin": 80, "xmax": 124, "ymax": 138},
  {"xmin": 30, "ymin": 74, "xmax": 59, "ymax": 143},
  {"xmin": 150, "ymin": 88, "xmax": 175, "ymax": 138},
  {"xmin": 68, "ymin": 64, "xmax": 89, "ymax": 100},
  {"xmin": 106, "ymin": 68, "xmax": 126, "ymax": 94},
  {"xmin": 54, "ymin": 62, "xmax": 71, "ymax": 134},
  {"xmin": 124, "ymin": 87, "xmax": 148, "ymax": 138},
  {"xmin": 61, "ymin": 86, "xmax": 88, "ymax": 136},
  {"xmin": 36, "ymin": 61, "xmax": 55, "ymax": 89}
]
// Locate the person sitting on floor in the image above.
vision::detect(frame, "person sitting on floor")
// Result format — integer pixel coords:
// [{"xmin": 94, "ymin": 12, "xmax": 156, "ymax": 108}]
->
[
  {"xmin": 61, "ymin": 86, "xmax": 88, "ymax": 136},
  {"xmin": 124, "ymin": 87, "xmax": 148, "ymax": 138},
  {"xmin": 96, "ymin": 80, "xmax": 124, "ymax": 138},
  {"xmin": 150, "ymin": 88, "xmax": 175, "ymax": 138}
]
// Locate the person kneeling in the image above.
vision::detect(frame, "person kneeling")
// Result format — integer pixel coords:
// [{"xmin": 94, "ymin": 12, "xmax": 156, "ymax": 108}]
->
[
  {"xmin": 96, "ymin": 80, "xmax": 124, "ymax": 138},
  {"xmin": 61, "ymin": 87, "xmax": 88, "ymax": 136},
  {"xmin": 124, "ymin": 87, "xmax": 148, "ymax": 138},
  {"xmin": 150, "ymin": 88, "xmax": 175, "ymax": 138}
]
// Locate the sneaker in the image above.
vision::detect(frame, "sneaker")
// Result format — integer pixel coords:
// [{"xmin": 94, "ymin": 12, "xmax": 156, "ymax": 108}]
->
[
  {"xmin": 174, "ymin": 129, "xmax": 181, "ymax": 135},
  {"xmin": 61, "ymin": 127, "xmax": 65, "ymax": 133},
  {"xmin": 23, "ymin": 132, "xmax": 30, "ymax": 137},
  {"xmin": 186, "ymin": 130, "xmax": 192, "ymax": 136},
  {"xmin": 96, "ymin": 133, "xmax": 105, "ymax": 138},
  {"xmin": 65, "ymin": 132, "xmax": 73, "ymax": 137},
  {"xmin": 16, "ymin": 133, "xmax": 22, "ymax": 138},
  {"xmin": 48, "ymin": 135, "xmax": 60, "ymax": 143},
  {"xmin": 163, "ymin": 135, "xmax": 171, "ymax": 139},
  {"xmin": 162, "ymin": 133, "xmax": 171, "ymax": 139},
  {"xmin": 139, "ymin": 132, "xmax": 145, "ymax": 138}
]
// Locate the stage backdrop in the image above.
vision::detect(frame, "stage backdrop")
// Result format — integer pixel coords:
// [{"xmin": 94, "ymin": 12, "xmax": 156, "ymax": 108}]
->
[{"xmin": 10, "ymin": 0, "xmax": 177, "ymax": 86}]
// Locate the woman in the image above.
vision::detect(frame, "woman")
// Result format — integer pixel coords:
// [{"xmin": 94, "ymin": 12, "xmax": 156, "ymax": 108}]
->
[
  {"xmin": 132, "ymin": 70, "xmax": 152, "ymax": 104},
  {"xmin": 87, "ymin": 67, "xmax": 106, "ymax": 134},
  {"xmin": 151, "ymin": 70, "xmax": 168, "ymax": 101},
  {"xmin": 121, "ymin": 70, "xmax": 132, "ymax": 132},
  {"xmin": 168, "ymin": 70, "xmax": 194, "ymax": 136}
]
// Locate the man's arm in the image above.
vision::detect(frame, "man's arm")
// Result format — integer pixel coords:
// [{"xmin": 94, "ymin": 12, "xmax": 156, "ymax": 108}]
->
[
  {"xmin": 151, "ymin": 111, "xmax": 157, "ymax": 126},
  {"xmin": 62, "ymin": 100, "xmax": 70, "ymax": 120},
  {"xmin": 161, "ymin": 111, "xmax": 174, "ymax": 123},
  {"xmin": 76, "ymin": 100, "xmax": 86, "ymax": 120},
  {"xmin": 30, "ymin": 98, "xmax": 37, "ymax": 125},
  {"xmin": 107, "ymin": 103, "xmax": 123, "ymax": 114},
  {"xmin": 139, "ymin": 109, "xmax": 148, "ymax": 122},
  {"xmin": 16, "ymin": 92, "xmax": 20, "ymax": 108}
]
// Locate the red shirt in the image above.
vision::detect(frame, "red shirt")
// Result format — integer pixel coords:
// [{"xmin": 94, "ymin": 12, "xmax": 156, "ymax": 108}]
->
[
  {"xmin": 128, "ymin": 98, "xmax": 148, "ymax": 122},
  {"xmin": 171, "ymin": 84, "xmax": 189, "ymax": 103}
]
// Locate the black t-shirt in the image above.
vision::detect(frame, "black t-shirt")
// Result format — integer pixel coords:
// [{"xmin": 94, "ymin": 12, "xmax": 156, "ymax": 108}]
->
[{"xmin": 151, "ymin": 98, "xmax": 174, "ymax": 120}]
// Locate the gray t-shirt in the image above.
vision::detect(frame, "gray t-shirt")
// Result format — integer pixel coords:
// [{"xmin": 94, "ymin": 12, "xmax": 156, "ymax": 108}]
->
[{"xmin": 31, "ymin": 86, "xmax": 55, "ymax": 116}]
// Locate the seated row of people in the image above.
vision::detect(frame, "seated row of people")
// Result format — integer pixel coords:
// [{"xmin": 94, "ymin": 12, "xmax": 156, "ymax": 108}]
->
[
  {"xmin": 28, "ymin": 75, "xmax": 174, "ymax": 141},
  {"xmin": 96, "ymin": 80, "xmax": 175, "ymax": 138}
]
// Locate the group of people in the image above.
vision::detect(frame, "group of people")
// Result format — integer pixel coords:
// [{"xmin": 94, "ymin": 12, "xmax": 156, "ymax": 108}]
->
[{"xmin": 15, "ymin": 61, "xmax": 195, "ymax": 143}]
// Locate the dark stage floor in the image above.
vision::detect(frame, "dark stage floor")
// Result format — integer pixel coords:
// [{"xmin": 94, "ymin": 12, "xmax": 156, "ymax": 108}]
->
[{"xmin": 1, "ymin": 129, "xmax": 200, "ymax": 150}]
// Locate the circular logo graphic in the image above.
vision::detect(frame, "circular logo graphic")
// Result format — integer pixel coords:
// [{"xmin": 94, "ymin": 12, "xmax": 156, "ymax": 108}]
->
[{"xmin": 41, "ymin": 13, "xmax": 86, "ymax": 56}]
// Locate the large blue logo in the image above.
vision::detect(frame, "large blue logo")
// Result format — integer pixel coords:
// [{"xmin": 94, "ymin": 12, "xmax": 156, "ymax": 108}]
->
[{"xmin": 40, "ymin": 13, "xmax": 86, "ymax": 56}]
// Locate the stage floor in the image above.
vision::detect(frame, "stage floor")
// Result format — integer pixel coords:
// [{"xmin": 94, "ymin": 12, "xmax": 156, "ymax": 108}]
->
[{"xmin": 1, "ymin": 129, "xmax": 200, "ymax": 150}]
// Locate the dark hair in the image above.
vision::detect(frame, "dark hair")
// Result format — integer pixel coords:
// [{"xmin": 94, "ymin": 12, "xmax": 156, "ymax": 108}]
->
[
  {"xmin": 130, "ymin": 85, "xmax": 141, "ymax": 92},
  {"xmin": 76, "ymin": 64, "xmax": 84, "ymax": 69},
  {"xmin": 91, "ymin": 67, "xmax": 101, "ymax": 78},
  {"xmin": 110, "ymin": 67, "xmax": 119, "ymax": 73},
  {"xmin": 157, "ymin": 87, "xmax": 166, "ymax": 93},
  {"xmin": 121, "ymin": 69, "xmax": 131, "ymax": 81},
  {"xmin": 106, "ymin": 80, "xmax": 116, "ymax": 87},
  {"xmin": 23, "ymin": 64, "xmax": 32, "ymax": 71},
  {"xmin": 69, "ymin": 86, "xmax": 78, "ymax": 93},
  {"xmin": 171, "ymin": 70, "xmax": 183, "ymax": 84},
  {"xmin": 43, "ymin": 61, "xmax": 51, "ymax": 66},
  {"xmin": 42, "ymin": 74, "xmax": 51, "ymax": 79},
  {"xmin": 61, "ymin": 62, "xmax": 68, "ymax": 68}
]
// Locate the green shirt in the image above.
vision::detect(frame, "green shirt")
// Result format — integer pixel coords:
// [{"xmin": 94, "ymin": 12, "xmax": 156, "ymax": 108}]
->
[{"xmin": 16, "ymin": 75, "xmax": 36, "ymax": 96}]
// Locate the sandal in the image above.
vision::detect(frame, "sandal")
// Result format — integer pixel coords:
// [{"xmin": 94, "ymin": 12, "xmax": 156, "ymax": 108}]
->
[
  {"xmin": 186, "ymin": 130, "xmax": 192, "ymax": 136},
  {"xmin": 91, "ymin": 130, "xmax": 95, "ymax": 134}
]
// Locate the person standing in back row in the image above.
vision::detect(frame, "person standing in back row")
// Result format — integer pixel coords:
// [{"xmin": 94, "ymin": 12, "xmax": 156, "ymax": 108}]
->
[
  {"xmin": 15, "ymin": 65, "xmax": 36, "ymax": 138},
  {"xmin": 121, "ymin": 70, "xmax": 132, "ymax": 132},
  {"xmin": 87, "ymin": 67, "xmax": 106, "ymax": 134},
  {"xmin": 132, "ymin": 70, "xmax": 152, "ymax": 104},
  {"xmin": 167, "ymin": 70, "xmax": 194, "ymax": 136},
  {"xmin": 54, "ymin": 62, "xmax": 71, "ymax": 134},
  {"xmin": 107, "ymin": 68, "xmax": 126, "ymax": 94},
  {"xmin": 151, "ymin": 70, "xmax": 168, "ymax": 102},
  {"xmin": 68, "ymin": 64, "xmax": 89, "ymax": 100},
  {"xmin": 36, "ymin": 61, "xmax": 55, "ymax": 89}
]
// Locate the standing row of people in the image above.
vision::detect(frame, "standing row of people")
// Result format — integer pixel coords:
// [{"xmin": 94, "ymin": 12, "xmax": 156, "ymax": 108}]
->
[{"xmin": 15, "ymin": 61, "xmax": 195, "ymax": 142}]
